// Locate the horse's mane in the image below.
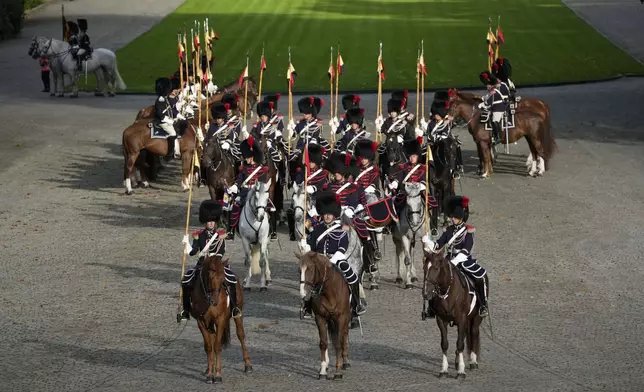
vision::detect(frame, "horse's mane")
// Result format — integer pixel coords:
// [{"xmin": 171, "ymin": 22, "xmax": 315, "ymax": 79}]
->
[{"xmin": 301, "ymin": 251, "xmax": 332, "ymax": 271}]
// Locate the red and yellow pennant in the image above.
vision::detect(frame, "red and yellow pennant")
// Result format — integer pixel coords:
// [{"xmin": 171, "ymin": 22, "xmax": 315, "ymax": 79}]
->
[
  {"xmin": 287, "ymin": 62, "xmax": 296, "ymax": 86},
  {"xmin": 238, "ymin": 65, "xmax": 248, "ymax": 88},
  {"xmin": 377, "ymin": 53, "xmax": 385, "ymax": 80}
]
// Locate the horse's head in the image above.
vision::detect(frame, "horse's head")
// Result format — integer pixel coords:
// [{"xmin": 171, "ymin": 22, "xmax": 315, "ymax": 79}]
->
[
  {"xmin": 251, "ymin": 179, "xmax": 271, "ymax": 221},
  {"xmin": 434, "ymin": 135, "xmax": 458, "ymax": 170},
  {"xmin": 385, "ymin": 135, "xmax": 403, "ymax": 166},
  {"xmin": 244, "ymin": 76, "xmax": 259, "ymax": 98},
  {"xmin": 295, "ymin": 251, "xmax": 330, "ymax": 300},
  {"xmin": 423, "ymin": 247, "xmax": 449, "ymax": 299},
  {"xmin": 203, "ymin": 256, "xmax": 227, "ymax": 307},
  {"xmin": 28, "ymin": 37, "xmax": 38, "ymax": 58},
  {"xmin": 404, "ymin": 182, "xmax": 426, "ymax": 226},
  {"xmin": 448, "ymin": 97, "xmax": 477, "ymax": 127}
]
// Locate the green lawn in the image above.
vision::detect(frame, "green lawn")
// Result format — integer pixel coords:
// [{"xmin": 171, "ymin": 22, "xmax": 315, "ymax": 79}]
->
[{"xmin": 115, "ymin": 0, "xmax": 644, "ymax": 93}]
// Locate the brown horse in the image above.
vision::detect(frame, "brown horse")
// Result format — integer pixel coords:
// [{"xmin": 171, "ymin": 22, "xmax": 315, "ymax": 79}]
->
[
  {"xmin": 190, "ymin": 256, "xmax": 252, "ymax": 383},
  {"xmin": 121, "ymin": 119, "xmax": 199, "ymax": 194},
  {"xmin": 422, "ymin": 249, "xmax": 487, "ymax": 379},
  {"xmin": 296, "ymin": 251, "xmax": 352, "ymax": 380},
  {"xmin": 203, "ymin": 136, "xmax": 236, "ymax": 200},
  {"xmin": 448, "ymin": 95, "xmax": 556, "ymax": 178},
  {"xmin": 135, "ymin": 77, "xmax": 259, "ymax": 120}
]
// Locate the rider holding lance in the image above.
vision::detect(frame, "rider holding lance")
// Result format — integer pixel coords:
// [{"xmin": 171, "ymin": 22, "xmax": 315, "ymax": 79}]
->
[
  {"xmin": 422, "ymin": 196, "xmax": 488, "ymax": 318},
  {"xmin": 427, "ymin": 93, "xmax": 464, "ymax": 176},
  {"xmin": 153, "ymin": 77, "xmax": 181, "ymax": 159},
  {"xmin": 334, "ymin": 94, "xmax": 361, "ymax": 137},
  {"xmin": 388, "ymin": 137, "xmax": 438, "ymax": 213},
  {"xmin": 334, "ymin": 107, "xmax": 369, "ymax": 154},
  {"xmin": 478, "ymin": 71, "xmax": 507, "ymax": 145},
  {"xmin": 180, "ymin": 200, "xmax": 242, "ymax": 321},
  {"xmin": 353, "ymin": 139, "xmax": 383, "ymax": 260},
  {"xmin": 300, "ymin": 191, "xmax": 366, "ymax": 323},
  {"xmin": 289, "ymin": 96, "xmax": 330, "ymax": 162}
]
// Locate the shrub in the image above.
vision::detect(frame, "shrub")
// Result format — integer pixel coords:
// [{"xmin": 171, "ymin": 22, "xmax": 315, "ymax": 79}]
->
[{"xmin": 0, "ymin": 0, "xmax": 25, "ymax": 41}]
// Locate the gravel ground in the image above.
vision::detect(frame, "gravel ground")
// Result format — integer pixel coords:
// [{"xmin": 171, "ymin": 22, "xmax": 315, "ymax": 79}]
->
[{"xmin": 1, "ymin": 1, "xmax": 644, "ymax": 391}]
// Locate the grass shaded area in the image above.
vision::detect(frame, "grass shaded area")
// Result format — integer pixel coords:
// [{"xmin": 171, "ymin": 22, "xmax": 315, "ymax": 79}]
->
[
  {"xmin": 25, "ymin": 0, "xmax": 44, "ymax": 11},
  {"xmin": 115, "ymin": 0, "xmax": 644, "ymax": 93}
]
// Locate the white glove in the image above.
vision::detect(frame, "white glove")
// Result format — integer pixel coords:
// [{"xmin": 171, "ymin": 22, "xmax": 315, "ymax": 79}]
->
[
  {"xmin": 207, "ymin": 82, "xmax": 218, "ymax": 95},
  {"xmin": 388, "ymin": 180, "xmax": 399, "ymax": 190},
  {"xmin": 184, "ymin": 106, "xmax": 194, "ymax": 117},
  {"xmin": 328, "ymin": 118, "xmax": 335, "ymax": 129},
  {"xmin": 451, "ymin": 253, "xmax": 468, "ymax": 266},
  {"xmin": 354, "ymin": 204, "xmax": 365, "ymax": 213},
  {"xmin": 182, "ymin": 234, "xmax": 190, "ymax": 245},
  {"xmin": 267, "ymin": 140, "xmax": 273, "ymax": 149},
  {"xmin": 344, "ymin": 208, "xmax": 354, "ymax": 219},
  {"xmin": 175, "ymin": 99, "xmax": 184, "ymax": 111},
  {"xmin": 221, "ymin": 141, "xmax": 231, "ymax": 150},
  {"xmin": 274, "ymin": 130, "xmax": 283, "ymax": 138},
  {"xmin": 375, "ymin": 116, "xmax": 384, "ymax": 129},
  {"xmin": 228, "ymin": 184, "xmax": 238, "ymax": 194},
  {"xmin": 299, "ymin": 239, "xmax": 311, "ymax": 253},
  {"xmin": 364, "ymin": 185, "xmax": 376, "ymax": 194},
  {"xmin": 240, "ymin": 125, "xmax": 249, "ymax": 139},
  {"xmin": 198, "ymin": 126, "xmax": 205, "ymax": 142},
  {"xmin": 422, "ymin": 235, "xmax": 435, "ymax": 252},
  {"xmin": 333, "ymin": 116, "xmax": 340, "ymax": 129},
  {"xmin": 397, "ymin": 135, "xmax": 404, "ymax": 143},
  {"xmin": 309, "ymin": 205, "xmax": 319, "ymax": 217},
  {"xmin": 287, "ymin": 119, "xmax": 296, "ymax": 131},
  {"xmin": 306, "ymin": 185, "xmax": 315, "ymax": 194},
  {"xmin": 182, "ymin": 234, "xmax": 193, "ymax": 254},
  {"xmin": 176, "ymin": 113, "xmax": 186, "ymax": 121},
  {"xmin": 330, "ymin": 251, "xmax": 345, "ymax": 265},
  {"xmin": 420, "ymin": 118, "xmax": 428, "ymax": 130},
  {"xmin": 415, "ymin": 127, "xmax": 424, "ymax": 138},
  {"xmin": 478, "ymin": 102, "xmax": 486, "ymax": 109}
]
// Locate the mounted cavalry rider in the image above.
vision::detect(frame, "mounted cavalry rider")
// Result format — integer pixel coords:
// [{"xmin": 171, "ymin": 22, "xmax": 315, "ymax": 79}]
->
[
  {"xmin": 180, "ymin": 200, "xmax": 242, "ymax": 322},
  {"xmin": 333, "ymin": 94, "xmax": 361, "ymax": 136},
  {"xmin": 65, "ymin": 21, "xmax": 83, "ymax": 71},
  {"xmin": 478, "ymin": 71, "xmax": 507, "ymax": 145},
  {"xmin": 288, "ymin": 97, "xmax": 329, "ymax": 184},
  {"xmin": 168, "ymin": 76, "xmax": 182, "ymax": 119},
  {"xmin": 76, "ymin": 19, "xmax": 92, "ymax": 70},
  {"xmin": 427, "ymin": 93, "xmax": 464, "ymax": 175},
  {"xmin": 380, "ymin": 93, "xmax": 415, "ymax": 140},
  {"xmin": 334, "ymin": 107, "xmax": 368, "ymax": 153},
  {"xmin": 388, "ymin": 137, "xmax": 437, "ymax": 213},
  {"xmin": 252, "ymin": 97, "xmax": 287, "ymax": 181},
  {"xmin": 153, "ymin": 77, "xmax": 181, "ymax": 159},
  {"xmin": 207, "ymin": 102, "xmax": 242, "ymax": 162},
  {"xmin": 300, "ymin": 191, "xmax": 366, "ymax": 322},
  {"xmin": 422, "ymin": 195, "xmax": 488, "ymax": 318},
  {"xmin": 353, "ymin": 139, "xmax": 383, "ymax": 259},
  {"xmin": 225, "ymin": 136, "xmax": 269, "ymax": 240},
  {"xmin": 492, "ymin": 57, "xmax": 515, "ymax": 98}
]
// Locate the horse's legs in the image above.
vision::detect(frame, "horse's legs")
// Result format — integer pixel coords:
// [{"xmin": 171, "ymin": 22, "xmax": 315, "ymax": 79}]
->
[
  {"xmin": 392, "ymin": 234, "xmax": 405, "ymax": 284},
  {"xmin": 401, "ymin": 234, "xmax": 413, "ymax": 288},
  {"xmin": 197, "ymin": 321, "xmax": 216, "ymax": 382},
  {"xmin": 241, "ymin": 238, "xmax": 253, "ymax": 290},
  {"xmin": 70, "ymin": 71, "xmax": 79, "ymax": 97},
  {"xmin": 233, "ymin": 315, "xmax": 253, "ymax": 372},
  {"xmin": 527, "ymin": 135, "xmax": 546, "ymax": 176},
  {"xmin": 455, "ymin": 321, "xmax": 467, "ymax": 378},
  {"xmin": 479, "ymin": 141, "xmax": 493, "ymax": 178},
  {"xmin": 259, "ymin": 241, "xmax": 268, "ymax": 290},
  {"xmin": 436, "ymin": 317, "xmax": 449, "ymax": 377},
  {"xmin": 332, "ymin": 316, "xmax": 344, "ymax": 379},
  {"xmin": 340, "ymin": 313, "xmax": 350, "ymax": 369},
  {"xmin": 469, "ymin": 316, "xmax": 482, "ymax": 370},
  {"xmin": 214, "ymin": 318, "xmax": 225, "ymax": 382},
  {"xmin": 124, "ymin": 151, "xmax": 139, "ymax": 195},
  {"xmin": 56, "ymin": 72, "xmax": 64, "ymax": 97},
  {"xmin": 315, "ymin": 314, "xmax": 330, "ymax": 379},
  {"xmin": 475, "ymin": 142, "xmax": 483, "ymax": 175},
  {"xmin": 181, "ymin": 152, "xmax": 192, "ymax": 191}
]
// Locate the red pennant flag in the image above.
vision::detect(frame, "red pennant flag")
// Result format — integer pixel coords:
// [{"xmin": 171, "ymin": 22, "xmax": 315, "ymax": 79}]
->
[
  {"xmin": 238, "ymin": 65, "xmax": 248, "ymax": 88},
  {"xmin": 260, "ymin": 55, "xmax": 267, "ymax": 71}
]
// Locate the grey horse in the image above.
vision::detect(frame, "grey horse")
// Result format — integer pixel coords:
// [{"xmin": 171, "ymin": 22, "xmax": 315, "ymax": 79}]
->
[{"xmin": 239, "ymin": 180, "xmax": 272, "ymax": 292}]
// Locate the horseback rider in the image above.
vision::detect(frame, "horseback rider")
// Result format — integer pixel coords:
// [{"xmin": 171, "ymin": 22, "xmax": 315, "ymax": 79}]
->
[
  {"xmin": 168, "ymin": 77, "xmax": 182, "ymax": 119},
  {"xmin": 207, "ymin": 102, "xmax": 242, "ymax": 162},
  {"xmin": 225, "ymin": 136, "xmax": 269, "ymax": 240},
  {"xmin": 76, "ymin": 19, "xmax": 92, "ymax": 71},
  {"xmin": 290, "ymin": 97, "xmax": 331, "ymax": 161},
  {"xmin": 333, "ymin": 94, "xmax": 361, "ymax": 136},
  {"xmin": 422, "ymin": 195, "xmax": 489, "ymax": 318},
  {"xmin": 334, "ymin": 107, "xmax": 368, "ymax": 153},
  {"xmin": 153, "ymin": 77, "xmax": 181, "ymax": 159},
  {"xmin": 380, "ymin": 94, "xmax": 416, "ymax": 141},
  {"xmin": 493, "ymin": 57, "xmax": 515, "ymax": 98},
  {"xmin": 478, "ymin": 71, "xmax": 507, "ymax": 145},
  {"xmin": 65, "ymin": 21, "xmax": 82, "ymax": 71},
  {"xmin": 180, "ymin": 200, "xmax": 242, "ymax": 321},
  {"xmin": 353, "ymin": 139, "xmax": 383, "ymax": 260},
  {"xmin": 388, "ymin": 137, "xmax": 437, "ymax": 214},
  {"xmin": 300, "ymin": 191, "xmax": 366, "ymax": 322},
  {"xmin": 427, "ymin": 95, "xmax": 464, "ymax": 176}
]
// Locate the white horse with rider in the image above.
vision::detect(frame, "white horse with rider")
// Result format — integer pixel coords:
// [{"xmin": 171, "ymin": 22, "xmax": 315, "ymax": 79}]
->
[{"xmin": 239, "ymin": 179, "xmax": 272, "ymax": 292}]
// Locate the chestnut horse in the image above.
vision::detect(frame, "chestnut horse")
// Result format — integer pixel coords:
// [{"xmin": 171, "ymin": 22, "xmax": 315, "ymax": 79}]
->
[
  {"xmin": 121, "ymin": 119, "xmax": 199, "ymax": 194},
  {"xmin": 448, "ymin": 96, "xmax": 556, "ymax": 178},
  {"xmin": 189, "ymin": 256, "xmax": 252, "ymax": 383},
  {"xmin": 422, "ymin": 249, "xmax": 487, "ymax": 379},
  {"xmin": 296, "ymin": 251, "xmax": 352, "ymax": 380},
  {"xmin": 135, "ymin": 77, "xmax": 259, "ymax": 120},
  {"xmin": 203, "ymin": 137, "xmax": 236, "ymax": 200}
]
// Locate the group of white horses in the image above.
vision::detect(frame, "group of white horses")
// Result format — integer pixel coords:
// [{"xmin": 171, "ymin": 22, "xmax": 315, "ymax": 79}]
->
[{"xmin": 28, "ymin": 36, "xmax": 126, "ymax": 97}]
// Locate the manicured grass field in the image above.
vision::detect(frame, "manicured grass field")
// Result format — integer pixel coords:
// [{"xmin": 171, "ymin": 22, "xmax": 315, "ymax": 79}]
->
[{"xmin": 115, "ymin": 0, "xmax": 644, "ymax": 93}]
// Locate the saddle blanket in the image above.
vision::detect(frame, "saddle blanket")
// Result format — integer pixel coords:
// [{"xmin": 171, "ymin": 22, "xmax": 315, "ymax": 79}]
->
[
  {"xmin": 365, "ymin": 197, "xmax": 399, "ymax": 225},
  {"xmin": 149, "ymin": 122, "xmax": 171, "ymax": 139},
  {"xmin": 483, "ymin": 104, "xmax": 516, "ymax": 131},
  {"xmin": 455, "ymin": 266, "xmax": 478, "ymax": 316}
]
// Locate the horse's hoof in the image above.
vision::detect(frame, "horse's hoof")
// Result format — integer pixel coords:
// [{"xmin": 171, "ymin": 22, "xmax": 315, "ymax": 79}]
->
[
  {"xmin": 94, "ymin": 92, "xmax": 104, "ymax": 97},
  {"xmin": 469, "ymin": 363, "xmax": 478, "ymax": 370},
  {"xmin": 259, "ymin": 287, "xmax": 268, "ymax": 292},
  {"xmin": 342, "ymin": 363, "xmax": 351, "ymax": 370},
  {"xmin": 411, "ymin": 277, "xmax": 418, "ymax": 283},
  {"xmin": 333, "ymin": 373, "xmax": 343, "ymax": 380},
  {"xmin": 369, "ymin": 284, "xmax": 379, "ymax": 290},
  {"xmin": 318, "ymin": 374, "xmax": 325, "ymax": 380},
  {"xmin": 206, "ymin": 376, "xmax": 214, "ymax": 384},
  {"xmin": 395, "ymin": 278, "xmax": 403, "ymax": 284},
  {"xmin": 265, "ymin": 280, "xmax": 271, "ymax": 285},
  {"xmin": 438, "ymin": 372, "xmax": 448, "ymax": 378},
  {"xmin": 57, "ymin": 94, "xmax": 64, "ymax": 98},
  {"xmin": 405, "ymin": 284, "xmax": 413, "ymax": 290},
  {"xmin": 214, "ymin": 376, "xmax": 223, "ymax": 383},
  {"xmin": 125, "ymin": 190, "xmax": 134, "ymax": 195},
  {"xmin": 243, "ymin": 287, "xmax": 251, "ymax": 292},
  {"xmin": 244, "ymin": 365, "xmax": 253, "ymax": 373},
  {"xmin": 456, "ymin": 373, "xmax": 466, "ymax": 380}
]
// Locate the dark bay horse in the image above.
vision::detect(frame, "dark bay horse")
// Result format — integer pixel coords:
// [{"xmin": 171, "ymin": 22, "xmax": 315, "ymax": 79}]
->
[
  {"xmin": 430, "ymin": 136, "xmax": 457, "ymax": 233},
  {"xmin": 121, "ymin": 119, "xmax": 199, "ymax": 194},
  {"xmin": 296, "ymin": 251, "xmax": 352, "ymax": 380},
  {"xmin": 379, "ymin": 133, "xmax": 405, "ymax": 184},
  {"xmin": 422, "ymin": 249, "xmax": 487, "ymax": 379},
  {"xmin": 190, "ymin": 256, "xmax": 252, "ymax": 383},
  {"xmin": 449, "ymin": 96, "xmax": 556, "ymax": 178},
  {"xmin": 203, "ymin": 137, "xmax": 236, "ymax": 200}
]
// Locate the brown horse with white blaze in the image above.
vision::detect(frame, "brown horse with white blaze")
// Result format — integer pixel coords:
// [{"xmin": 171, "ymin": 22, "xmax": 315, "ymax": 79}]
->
[
  {"xmin": 296, "ymin": 251, "xmax": 352, "ymax": 380},
  {"xmin": 422, "ymin": 249, "xmax": 487, "ymax": 379},
  {"xmin": 189, "ymin": 256, "xmax": 252, "ymax": 383},
  {"xmin": 448, "ymin": 95, "xmax": 556, "ymax": 178}
]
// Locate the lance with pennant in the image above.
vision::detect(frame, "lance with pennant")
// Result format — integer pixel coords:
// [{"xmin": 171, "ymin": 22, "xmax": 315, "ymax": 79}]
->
[
  {"xmin": 258, "ymin": 43, "xmax": 266, "ymax": 101},
  {"xmin": 328, "ymin": 46, "xmax": 335, "ymax": 151}
]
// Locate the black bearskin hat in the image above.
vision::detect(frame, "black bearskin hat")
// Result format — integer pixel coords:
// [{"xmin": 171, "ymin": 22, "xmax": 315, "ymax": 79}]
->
[
  {"xmin": 67, "ymin": 21, "xmax": 79, "ymax": 35},
  {"xmin": 199, "ymin": 199, "xmax": 223, "ymax": 223},
  {"xmin": 354, "ymin": 139, "xmax": 378, "ymax": 161},
  {"xmin": 493, "ymin": 57, "xmax": 512, "ymax": 82},
  {"xmin": 155, "ymin": 77, "xmax": 171, "ymax": 97},
  {"xmin": 307, "ymin": 143, "xmax": 325, "ymax": 165},
  {"xmin": 77, "ymin": 19, "xmax": 88, "ymax": 32},
  {"xmin": 404, "ymin": 137, "xmax": 423, "ymax": 157},
  {"xmin": 210, "ymin": 103, "xmax": 227, "ymax": 120},
  {"xmin": 256, "ymin": 101, "xmax": 272, "ymax": 118},
  {"xmin": 434, "ymin": 90, "xmax": 450, "ymax": 101},
  {"xmin": 345, "ymin": 154, "xmax": 360, "ymax": 179},
  {"xmin": 316, "ymin": 191, "xmax": 341, "ymax": 217},
  {"xmin": 345, "ymin": 107, "xmax": 364, "ymax": 127},
  {"xmin": 341, "ymin": 94, "xmax": 361, "ymax": 111},
  {"xmin": 444, "ymin": 195, "xmax": 470, "ymax": 221},
  {"xmin": 324, "ymin": 151, "xmax": 345, "ymax": 175},
  {"xmin": 222, "ymin": 93, "xmax": 238, "ymax": 111},
  {"xmin": 430, "ymin": 100, "xmax": 448, "ymax": 118},
  {"xmin": 387, "ymin": 98, "xmax": 404, "ymax": 114},
  {"xmin": 298, "ymin": 96, "xmax": 323, "ymax": 116},
  {"xmin": 170, "ymin": 76, "xmax": 181, "ymax": 91},
  {"xmin": 391, "ymin": 89, "xmax": 408, "ymax": 101},
  {"xmin": 479, "ymin": 71, "xmax": 498, "ymax": 86},
  {"xmin": 263, "ymin": 93, "xmax": 281, "ymax": 111},
  {"xmin": 240, "ymin": 136, "xmax": 264, "ymax": 162}
]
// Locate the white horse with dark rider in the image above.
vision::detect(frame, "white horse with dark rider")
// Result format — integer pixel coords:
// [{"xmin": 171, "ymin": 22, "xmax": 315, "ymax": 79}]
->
[
  {"xmin": 391, "ymin": 182, "xmax": 427, "ymax": 289},
  {"xmin": 239, "ymin": 180, "xmax": 272, "ymax": 291},
  {"xmin": 29, "ymin": 36, "xmax": 126, "ymax": 97}
]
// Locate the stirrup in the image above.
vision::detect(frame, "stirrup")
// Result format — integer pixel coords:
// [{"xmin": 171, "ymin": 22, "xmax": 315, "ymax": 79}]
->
[
  {"xmin": 232, "ymin": 307, "xmax": 242, "ymax": 318},
  {"xmin": 479, "ymin": 305, "xmax": 488, "ymax": 317}
]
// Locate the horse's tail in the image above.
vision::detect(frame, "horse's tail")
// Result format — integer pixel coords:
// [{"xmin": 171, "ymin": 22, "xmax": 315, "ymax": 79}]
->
[
  {"xmin": 539, "ymin": 106, "xmax": 557, "ymax": 168},
  {"xmin": 113, "ymin": 57, "xmax": 127, "ymax": 90},
  {"xmin": 222, "ymin": 316, "xmax": 231, "ymax": 348},
  {"xmin": 327, "ymin": 317, "xmax": 340, "ymax": 350},
  {"xmin": 250, "ymin": 247, "xmax": 261, "ymax": 275}
]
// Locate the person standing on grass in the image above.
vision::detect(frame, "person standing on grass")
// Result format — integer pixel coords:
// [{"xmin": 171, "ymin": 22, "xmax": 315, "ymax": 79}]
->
[{"xmin": 39, "ymin": 56, "xmax": 50, "ymax": 93}]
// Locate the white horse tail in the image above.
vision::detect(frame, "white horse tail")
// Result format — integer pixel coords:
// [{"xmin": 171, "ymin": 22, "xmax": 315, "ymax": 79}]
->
[
  {"xmin": 250, "ymin": 247, "xmax": 261, "ymax": 275},
  {"xmin": 113, "ymin": 59, "xmax": 127, "ymax": 90}
]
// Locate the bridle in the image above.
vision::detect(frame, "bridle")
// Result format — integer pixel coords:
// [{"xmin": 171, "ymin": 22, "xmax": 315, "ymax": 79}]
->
[
  {"xmin": 242, "ymin": 185, "xmax": 268, "ymax": 244},
  {"xmin": 423, "ymin": 252, "xmax": 454, "ymax": 300},
  {"xmin": 405, "ymin": 190, "xmax": 426, "ymax": 235},
  {"xmin": 301, "ymin": 260, "xmax": 330, "ymax": 299},
  {"xmin": 198, "ymin": 262, "xmax": 222, "ymax": 317}
]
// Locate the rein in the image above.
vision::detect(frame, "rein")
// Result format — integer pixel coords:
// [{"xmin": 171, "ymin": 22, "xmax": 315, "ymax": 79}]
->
[
  {"xmin": 405, "ymin": 193, "xmax": 426, "ymax": 236},
  {"xmin": 198, "ymin": 263, "xmax": 223, "ymax": 316},
  {"xmin": 242, "ymin": 187, "xmax": 268, "ymax": 245}
]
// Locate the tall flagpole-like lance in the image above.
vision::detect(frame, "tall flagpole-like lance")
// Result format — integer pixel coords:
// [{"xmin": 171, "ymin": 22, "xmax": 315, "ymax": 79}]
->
[
  {"xmin": 258, "ymin": 43, "xmax": 266, "ymax": 101},
  {"xmin": 287, "ymin": 47, "xmax": 295, "ymax": 160},
  {"xmin": 329, "ymin": 46, "xmax": 335, "ymax": 152},
  {"xmin": 495, "ymin": 15, "xmax": 503, "ymax": 61},
  {"xmin": 334, "ymin": 42, "xmax": 341, "ymax": 132},
  {"xmin": 195, "ymin": 23, "xmax": 202, "ymax": 129},
  {"xmin": 204, "ymin": 19, "xmax": 210, "ymax": 129},
  {"xmin": 243, "ymin": 51, "xmax": 250, "ymax": 128},
  {"xmin": 376, "ymin": 41, "xmax": 384, "ymax": 144},
  {"xmin": 178, "ymin": 32, "xmax": 185, "ymax": 99},
  {"xmin": 421, "ymin": 39, "xmax": 425, "ymax": 121},
  {"xmin": 415, "ymin": 46, "xmax": 420, "ymax": 128}
]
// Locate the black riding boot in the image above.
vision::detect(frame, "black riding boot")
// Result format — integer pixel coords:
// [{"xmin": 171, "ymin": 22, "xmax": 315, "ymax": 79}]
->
[
  {"xmin": 301, "ymin": 297, "xmax": 313, "ymax": 319},
  {"xmin": 455, "ymin": 145, "xmax": 464, "ymax": 178},
  {"xmin": 167, "ymin": 136, "xmax": 177, "ymax": 157},
  {"xmin": 492, "ymin": 121, "xmax": 502, "ymax": 145},
  {"xmin": 287, "ymin": 208, "xmax": 296, "ymax": 241},
  {"xmin": 180, "ymin": 286, "xmax": 191, "ymax": 320},
  {"xmin": 369, "ymin": 231, "xmax": 381, "ymax": 262},
  {"xmin": 270, "ymin": 211, "xmax": 278, "ymax": 241},
  {"xmin": 474, "ymin": 277, "xmax": 488, "ymax": 317},
  {"xmin": 423, "ymin": 296, "xmax": 436, "ymax": 319},
  {"xmin": 350, "ymin": 282, "xmax": 366, "ymax": 315},
  {"xmin": 228, "ymin": 283, "xmax": 242, "ymax": 318}
]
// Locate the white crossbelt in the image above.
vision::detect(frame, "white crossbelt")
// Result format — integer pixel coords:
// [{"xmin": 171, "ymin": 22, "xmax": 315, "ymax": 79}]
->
[
  {"xmin": 354, "ymin": 165, "xmax": 373, "ymax": 183},
  {"xmin": 307, "ymin": 168, "xmax": 323, "ymax": 182},
  {"xmin": 402, "ymin": 164, "xmax": 422, "ymax": 183},
  {"xmin": 241, "ymin": 165, "xmax": 264, "ymax": 186},
  {"xmin": 335, "ymin": 182, "xmax": 352, "ymax": 194},
  {"xmin": 316, "ymin": 223, "xmax": 342, "ymax": 245}
]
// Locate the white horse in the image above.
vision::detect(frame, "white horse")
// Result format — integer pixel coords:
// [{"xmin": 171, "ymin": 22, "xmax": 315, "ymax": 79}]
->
[
  {"xmin": 239, "ymin": 180, "xmax": 272, "ymax": 292},
  {"xmin": 30, "ymin": 36, "xmax": 126, "ymax": 97},
  {"xmin": 290, "ymin": 183, "xmax": 315, "ymax": 242},
  {"xmin": 391, "ymin": 182, "xmax": 427, "ymax": 289}
]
